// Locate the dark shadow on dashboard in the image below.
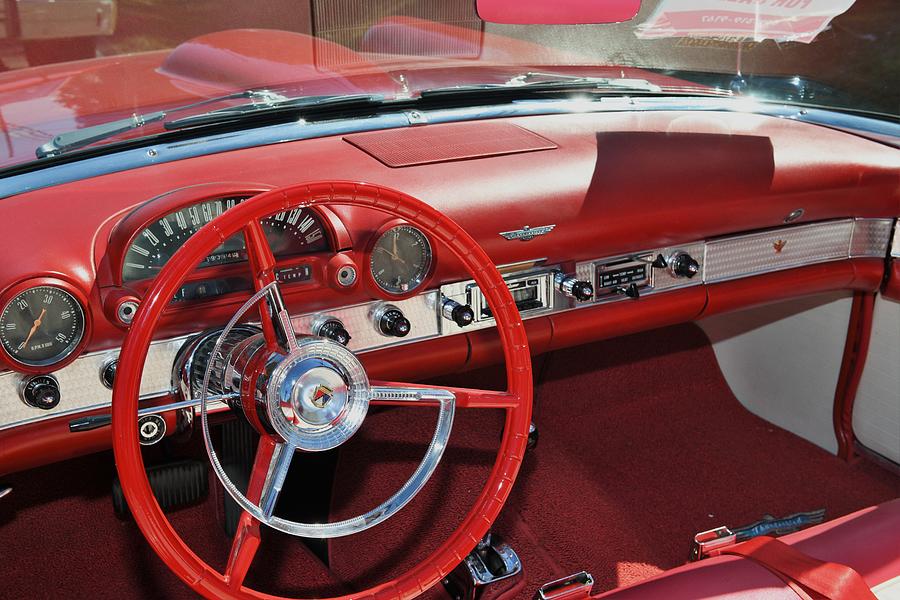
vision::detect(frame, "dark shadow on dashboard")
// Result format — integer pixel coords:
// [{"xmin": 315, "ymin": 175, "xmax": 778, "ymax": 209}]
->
[{"xmin": 584, "ymin": 131, "xmax": 775, "ymax": 215}]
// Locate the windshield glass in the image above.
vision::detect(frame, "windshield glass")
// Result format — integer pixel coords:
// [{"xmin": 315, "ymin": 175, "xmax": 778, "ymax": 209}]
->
[{"xmin": 0, "ymin": 0, "xmax": 895, "ymax": 170}]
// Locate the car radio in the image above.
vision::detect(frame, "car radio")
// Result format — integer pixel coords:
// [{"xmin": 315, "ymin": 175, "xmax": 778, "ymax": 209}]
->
[
  {"xmin": 593, "ymin": 255, "xmax": 652, "ymax": 298},
  {"xmin": 469, "ymin": 271, "xmax": 553, "ymax": 322}
]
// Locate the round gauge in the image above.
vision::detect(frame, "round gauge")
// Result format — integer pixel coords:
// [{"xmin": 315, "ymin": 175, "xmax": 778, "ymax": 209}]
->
[
  {"xmin": 121, "ymin": 198, "xmax": 330, "ymax": 282},
  {"xmin": 0, "ymin": 286, "xmax": 86, "ymax": 367},
  {"xmin": 370, "ymin": 225, "xmax": 433, "ymax": 294}
]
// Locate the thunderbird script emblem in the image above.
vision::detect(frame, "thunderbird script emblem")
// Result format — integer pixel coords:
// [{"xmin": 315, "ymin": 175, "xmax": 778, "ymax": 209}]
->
[
  {"xmin": 311, "ymin": 385, "xmax": 334, "ymax": 409},
  {"xmin": 499, "ymin": 224, "xmax": 556, "ymax": 242},
  {"xmin": 773, "ymin": 239, "xmax": 787, "ymax": 253}
]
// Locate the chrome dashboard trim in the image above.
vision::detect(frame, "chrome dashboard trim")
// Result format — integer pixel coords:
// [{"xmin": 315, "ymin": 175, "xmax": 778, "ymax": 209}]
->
[
  {"xmin": 0, "ymin": 218, "xmax": 893, "ymax": 433},
  {"xmin": 1, "ymin": 97, "xmax": 897, "ymax": 199}
]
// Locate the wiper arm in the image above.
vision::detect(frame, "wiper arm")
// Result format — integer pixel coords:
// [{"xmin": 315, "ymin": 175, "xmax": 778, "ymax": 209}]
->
[
  {"xmin": 163, "ymin": 93, "xmax": 386, "ymax": 130},
  {"xmin": 36, "ymin": 89, "xmax": 289, "ymax": 158},
  {"xmin": 420, "ymin": 72, "xmax": 662, "ymax": 98}
]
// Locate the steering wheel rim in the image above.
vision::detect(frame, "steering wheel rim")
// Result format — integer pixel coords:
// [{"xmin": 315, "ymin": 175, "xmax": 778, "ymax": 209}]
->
[{"xmin": 112, "ymin": 181, "xmax": 533, "ymax": 599}]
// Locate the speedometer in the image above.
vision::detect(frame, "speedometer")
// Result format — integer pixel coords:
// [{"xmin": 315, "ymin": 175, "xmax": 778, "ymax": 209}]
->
[{"xmin": 121, "ymin": 198, "xmax": 329, "ymax": 282}]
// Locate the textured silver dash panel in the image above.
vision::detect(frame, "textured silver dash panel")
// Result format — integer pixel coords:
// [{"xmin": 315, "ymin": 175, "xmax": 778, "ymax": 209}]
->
[
  {"xmin": 290, "ymin": 291, "xmax": 441, "ymax": 353},
  {"xmin": 0, "ymin": 337, "xmax": 188, "ymax": 432},
  {"xmin": 850, "ymin": 219, "xmax": 894, "ymax": 258},
  {"xmin": 704, "ymin": 221, "xmax": 854, "ymax": 283}
]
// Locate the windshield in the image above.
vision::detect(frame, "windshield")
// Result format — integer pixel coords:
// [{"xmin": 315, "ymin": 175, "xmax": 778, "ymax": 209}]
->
[{"xmin": 0, "ymin": 0, "xmax": 895, "ymax": 170}]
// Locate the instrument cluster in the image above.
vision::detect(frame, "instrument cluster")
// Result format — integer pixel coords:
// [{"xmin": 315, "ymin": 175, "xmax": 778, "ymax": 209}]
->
[{"xmin": 0, "ymin": 191, "xmax": 442, "ymax": 373}]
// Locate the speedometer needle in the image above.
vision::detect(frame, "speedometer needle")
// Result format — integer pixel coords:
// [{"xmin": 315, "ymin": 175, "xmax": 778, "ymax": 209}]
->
[{"xmin": 18, "ymin": 308, "xmax": 46, "ymax": 350}]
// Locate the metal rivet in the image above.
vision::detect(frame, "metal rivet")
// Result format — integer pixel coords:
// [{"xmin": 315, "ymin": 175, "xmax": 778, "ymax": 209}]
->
[
  {"xmin": 147, "ymin": 148, "xmax": 158, "ymax": 157},
  {"xmin": 784, "ymin": 208, "xmax": 804, "ymax": 223}
]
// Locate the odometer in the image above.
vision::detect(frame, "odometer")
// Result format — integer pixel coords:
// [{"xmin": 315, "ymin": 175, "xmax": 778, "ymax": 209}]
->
[
  {"xmin": 122, "ymin": 198, "xmax": 329, "ymax": 282},
  {"xmin": 0, "ymin": 286, "xmax": 85, "ymax": 367}
]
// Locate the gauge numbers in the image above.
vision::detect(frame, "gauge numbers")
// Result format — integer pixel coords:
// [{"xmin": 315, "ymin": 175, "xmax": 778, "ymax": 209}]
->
[
  {"xmin": 122, "ymin": 198, "xmax": 329, "ymax": 282},
  {"xmin": 0, "ymin": 286, "xmax": 85, "ymax": 367},
  {"xmin": 370, "ymin": 225, "xmax": 433, "ymax": 294}
]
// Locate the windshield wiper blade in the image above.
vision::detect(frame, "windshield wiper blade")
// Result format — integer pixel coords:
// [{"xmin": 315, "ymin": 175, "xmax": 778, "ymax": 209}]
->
[
  {"xmin": 163, "ymin": 93, "xmax": 386, "ymax": 130},
  {"xmin": 35, "ymin": 89, "xmax": 290, "ymax": 158},
  {"xmin": 420, "ymin": 72, "xmax": 663, "ymax": 98}
]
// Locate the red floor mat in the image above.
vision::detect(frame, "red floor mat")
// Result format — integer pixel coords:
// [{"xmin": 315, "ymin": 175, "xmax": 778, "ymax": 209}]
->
[{"xmin": 328, "ymin": 324, "xmax": 899, "ymax": 596}]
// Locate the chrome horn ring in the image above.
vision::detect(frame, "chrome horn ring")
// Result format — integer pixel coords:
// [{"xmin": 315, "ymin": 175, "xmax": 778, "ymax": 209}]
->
[{"xmin": 198, "ymin": 282, "xmax": 455, "ymax": 538}]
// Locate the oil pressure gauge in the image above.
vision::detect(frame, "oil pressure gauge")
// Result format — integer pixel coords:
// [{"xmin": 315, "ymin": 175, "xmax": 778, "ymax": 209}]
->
[{"xmin": 0, "ymin": 284, "xmax": 86, "ymax": 367}]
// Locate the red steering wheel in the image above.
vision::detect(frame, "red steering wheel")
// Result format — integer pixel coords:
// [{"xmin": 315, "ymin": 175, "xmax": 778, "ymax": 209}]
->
[{"xmin": 112, "ymin": 182, "xmax": 533, "ymax": 599}]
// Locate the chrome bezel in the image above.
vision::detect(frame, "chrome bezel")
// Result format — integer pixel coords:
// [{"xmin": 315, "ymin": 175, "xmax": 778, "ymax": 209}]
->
[{"xmin": 369, "ymin": 224, "xmax": 433, "ymax": 295}]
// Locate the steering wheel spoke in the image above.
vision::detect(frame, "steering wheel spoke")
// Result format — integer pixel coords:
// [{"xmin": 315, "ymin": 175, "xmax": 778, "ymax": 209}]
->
[
  {"xmin": 224, "ymin": 435, "xmax": 287, "ymax": 589},
  {"xmin": 242, "ymin": 220, "xmax": 298, "ymax": 353},
  {"xmin": 225, "ymin": 511, "xmax": 261, "ymax": 590},
  {"xmin": 258, "ymin": 441, "xmax": 295, "ymax": 519},
  {"xmin": 370, "ymin": 381, "xmax": 520, "ymax": 410}
]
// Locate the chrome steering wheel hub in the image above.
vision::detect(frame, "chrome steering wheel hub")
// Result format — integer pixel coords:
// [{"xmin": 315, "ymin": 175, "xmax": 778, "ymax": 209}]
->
[
  {"xmin": 193, "ymin": 282, "xmax": 455, "ymax": 538},
  {"xmin": 266, "ymin": 338, "xmax": 370, "ymax": 452}
]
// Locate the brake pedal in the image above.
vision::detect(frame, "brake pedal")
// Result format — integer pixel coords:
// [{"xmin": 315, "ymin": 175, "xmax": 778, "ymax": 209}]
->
[{"xmin": 112, "ymin": 459, "xmax": 208, "ymax": 516}]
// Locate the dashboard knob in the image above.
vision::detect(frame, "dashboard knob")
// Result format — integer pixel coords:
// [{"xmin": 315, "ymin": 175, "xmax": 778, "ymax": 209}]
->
[
  {"xmin": 20, "ymin": 375, "xmax": 61, "ymax": 410},
  {"xmin": 615, "ymin": 283, "xmax": 641, "ymax": 300},
  {"xmin": 669, "ymin": 252, "xmax": 700, "ymax": 279},
  {"xmin": 377, "ymin": 307, "xmax": 411, "ymax": 338},
  {"xmin": 440, "ymin": 297, "xmax": 475, "ymax": 328},
  {"xmin": 315, "ymin": 318, "xmax": 352, "ymax": 346},
  {"xmin": 553, "ymin": 271, "xmax": 594, "ymax": 302},
  {"xmin": 100, "ymin": 358, "xmax": 118, "ymax": 390}
]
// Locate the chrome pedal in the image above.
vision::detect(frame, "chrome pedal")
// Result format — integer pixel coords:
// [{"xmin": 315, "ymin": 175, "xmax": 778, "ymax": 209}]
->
[{"xmin": 443, "ymin": 533, "xmax": 523, "ymax": 600}]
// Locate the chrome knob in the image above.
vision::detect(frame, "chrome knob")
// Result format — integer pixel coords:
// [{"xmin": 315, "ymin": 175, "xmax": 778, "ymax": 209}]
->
[
  {"xmin": 669, "ymin": 252, "xmax": 700, "ymax": 279},
  {"xmin": 553, "ymin": 271, "xmax": 593, "ymax": 302},
  {"xmin": 20, "ymin": 375, "xmax": 61, "ymax": 410},
  {"xmin": 375, "ymin": 305, "xmax": 411, "ymax": 338},
  {"xmin": 314, "ymin": 317, "xmax": 351, "ymax": 346},
  {"xmin": 440, "ymin": 296, "xmax": 475, "ymax": 327}
]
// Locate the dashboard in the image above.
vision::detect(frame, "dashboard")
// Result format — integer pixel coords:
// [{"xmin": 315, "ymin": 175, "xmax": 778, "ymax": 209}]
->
[{"xmin": 0, "ymin": 109, "xmax": 897, "ymax": 475}]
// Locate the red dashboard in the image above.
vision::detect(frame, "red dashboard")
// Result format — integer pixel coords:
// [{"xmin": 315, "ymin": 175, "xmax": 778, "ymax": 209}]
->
[{"xmin": 0, "ymin": 109, "xmax": 897, "ymax": 476}]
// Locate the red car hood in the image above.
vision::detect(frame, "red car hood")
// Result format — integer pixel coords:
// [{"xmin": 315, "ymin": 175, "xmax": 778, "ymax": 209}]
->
[{"xmin": 0, "ymin": 19, "xmax": 696, "ymax": 171}]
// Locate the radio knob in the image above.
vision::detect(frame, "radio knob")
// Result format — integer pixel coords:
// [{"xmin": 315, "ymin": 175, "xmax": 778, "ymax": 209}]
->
[
  {"xmin": 615, "ymin": 283, "xmax": 641, "ymax": 300},
  {"xmin": 553, "ymin": 271, "xmax": 594, "ymax": 302},
  {"xmin": 20, "ymin": 375, "xmax": 61, "ymax": 410},
  {"xmin": 377, "ymin": 307, "xmax": 411, "ymax": 338},
  {"xmin": 314, "ymin": 318, "xmax": 352, "ymax": 346},
  {"xmin": 440, "ymin": 297, "xmax": 475, "ymax": 327},
  {"xmin": 669, "ymin": 252, "xmax": 700, "ymax": 279}
]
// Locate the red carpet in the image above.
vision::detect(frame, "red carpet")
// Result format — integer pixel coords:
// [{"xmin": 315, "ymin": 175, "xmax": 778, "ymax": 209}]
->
[
  {"xmin": 328, "ymin": 324, "xmax": 899, "ymax": 595},
  {"xmin": 1, "ymin": 324, "xmax": 897, "ymax": 598}
]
